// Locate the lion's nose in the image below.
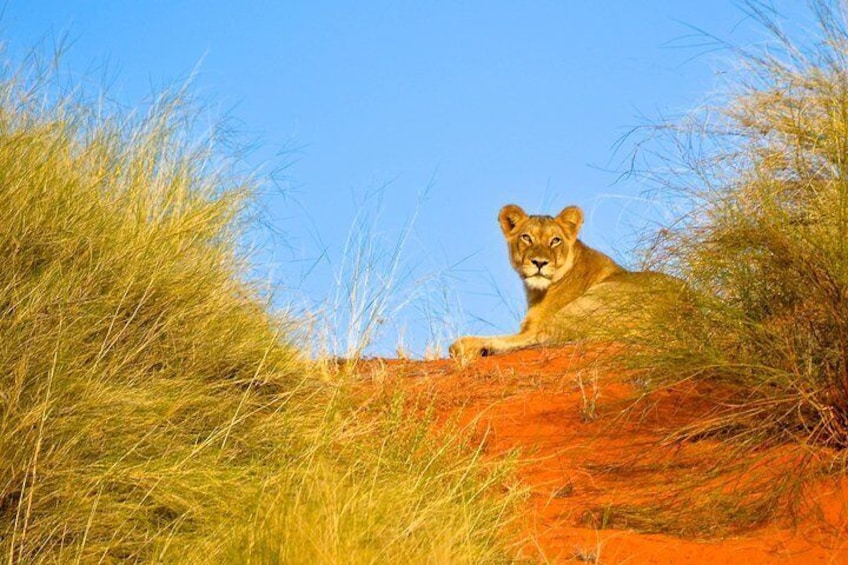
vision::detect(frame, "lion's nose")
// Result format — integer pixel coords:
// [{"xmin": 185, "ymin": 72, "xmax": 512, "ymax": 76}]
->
[{"xmin": 531, "ymin": 258, "xmax": 548, "ymax": 270}]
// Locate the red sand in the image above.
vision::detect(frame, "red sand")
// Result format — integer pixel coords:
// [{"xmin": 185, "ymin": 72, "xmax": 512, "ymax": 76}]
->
[{"xmin": 357, "ymin": 346, "xmax": 848, "ymax": 564}]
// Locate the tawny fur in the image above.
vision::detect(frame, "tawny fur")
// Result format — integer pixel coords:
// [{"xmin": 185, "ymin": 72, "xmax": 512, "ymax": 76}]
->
[{"xmin": 449, "ymin": 204, "xmax": 682, "ymax": 360}]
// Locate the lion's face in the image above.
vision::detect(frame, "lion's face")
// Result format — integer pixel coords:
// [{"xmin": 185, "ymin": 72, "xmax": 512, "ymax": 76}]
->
[{"xmin": 498, "ymin": 204, "xmax": 584, "ymax": 291}]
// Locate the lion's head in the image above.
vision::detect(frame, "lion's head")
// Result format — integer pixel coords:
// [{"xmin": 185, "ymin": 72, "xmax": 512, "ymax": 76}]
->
[{"xmin": 498, "ymin": 204, "xmax": 584, "ymax": 291}]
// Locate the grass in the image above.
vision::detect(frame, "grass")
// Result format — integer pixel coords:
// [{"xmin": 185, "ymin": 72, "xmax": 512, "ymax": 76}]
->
[
  {"xmin": 220, "ymin": 388, "xmax": 521, "ymax": 564},
  {"xmin": 576, "ymin": 369, "xmax": 600, "ymax": 423},
  {"xmin": 0, "ymin": 53, "xmax": 520, "ymax": 563},
  {"xmin": 581, "ymin": 447, "xmax": 813, "ymax": 537},
  {"xmin": 606, "ymin": 0, "xmax": 848, "ymax": 534}
]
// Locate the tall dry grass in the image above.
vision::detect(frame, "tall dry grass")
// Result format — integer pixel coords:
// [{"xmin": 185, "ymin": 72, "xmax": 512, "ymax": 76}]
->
[
  {"xmin": 0, "ymin": 55, "xmax": 519, "ymax": 563},
  {"xmin": 608, "ymin": 0, "xmax": 848, "ymax": 533},
  {"xmin": 220, "ymin": 393, "xmax": 520, "ymax": 565}
]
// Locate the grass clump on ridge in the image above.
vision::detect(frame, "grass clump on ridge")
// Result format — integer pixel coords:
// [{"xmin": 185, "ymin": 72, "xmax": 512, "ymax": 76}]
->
[
  {"xmin": 0, "ymin": 57, "xmax": 519, "ymax": 563},
  {"xmin": 223, "ymin": 395, "xmax": 520, "ymax": 564},
  {"xmin": 609, "ymin": 0, "xmax": 848, "ymax": 534}
]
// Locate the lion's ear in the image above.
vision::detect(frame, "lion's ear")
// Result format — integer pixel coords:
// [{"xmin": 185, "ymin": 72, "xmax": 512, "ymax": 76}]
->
[
  {"xmin": 498, "ymin": 204, "xmax": 528, "ymax": 236},
  {"xmin": 556, "ymin": 205, "xmax": 584, "ymax": 238}
]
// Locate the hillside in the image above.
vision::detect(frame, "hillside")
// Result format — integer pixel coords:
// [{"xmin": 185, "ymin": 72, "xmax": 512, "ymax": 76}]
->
[
  {"xmin": 0, "ymin": 75, "xmax": 517, "ymax": 563},
  {"xmin": 358, "ymin": 346, "xmax": 848, "ymax": 564}
]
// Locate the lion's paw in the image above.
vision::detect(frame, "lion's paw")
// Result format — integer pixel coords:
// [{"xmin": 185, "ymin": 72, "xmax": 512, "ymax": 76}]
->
[{"xmin": 449, "ymin": 336, "xmax": 491, "ymax": 361}]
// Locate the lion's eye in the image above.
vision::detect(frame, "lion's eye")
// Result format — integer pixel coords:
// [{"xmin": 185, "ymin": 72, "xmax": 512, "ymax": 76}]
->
[
  {"xmin": 520, "ymin": 234, "xmax": 532, "ymax": 244},
  {"xmin": 550, "ymin": 237, "xmax": 562, "ymax": 247}
]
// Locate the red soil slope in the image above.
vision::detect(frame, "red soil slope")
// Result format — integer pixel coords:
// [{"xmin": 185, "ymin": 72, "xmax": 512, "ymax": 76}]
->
[{"xmin": 358, "ymin": 346, "xmax": 848, "ymax": 564}]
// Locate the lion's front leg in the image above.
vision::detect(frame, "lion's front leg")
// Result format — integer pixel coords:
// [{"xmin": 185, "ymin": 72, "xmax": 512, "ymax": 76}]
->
[
  {"xmin": 448, "ymin": 332, "xmax": 542, "ymax": 361},
  {"xmin": 448, "ymin": 336, "xmax": 494, "ymax": 360}
]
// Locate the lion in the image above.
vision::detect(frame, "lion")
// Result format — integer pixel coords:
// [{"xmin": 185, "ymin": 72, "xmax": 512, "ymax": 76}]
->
[{"xmin": 449, "ymin": 204, "xmax": 684, "ymax": 360}]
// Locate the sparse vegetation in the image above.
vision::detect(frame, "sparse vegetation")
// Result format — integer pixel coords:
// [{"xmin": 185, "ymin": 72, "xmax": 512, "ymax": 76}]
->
[
  {"xmin": 0, "ymin": 55, "xmax": 519, "ymax": 563},
  {"xmin": 576, "ymin": 369, "xmax": 600, "ymax": 423}
]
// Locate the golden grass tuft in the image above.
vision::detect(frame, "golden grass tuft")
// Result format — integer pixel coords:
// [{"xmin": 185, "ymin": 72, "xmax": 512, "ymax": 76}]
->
[
  {"xmin": 0, "ymin": 57, "xmax": 519, "ymax": 562},
  {"xmin": 607, "ymin": 0, "xmax": 848, "ymax": 535}
]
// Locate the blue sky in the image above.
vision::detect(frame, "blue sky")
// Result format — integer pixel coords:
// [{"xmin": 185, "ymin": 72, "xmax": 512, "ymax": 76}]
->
[{"xmin": 7, "ymin": 1, "xmax": 809, "ymax": 356}]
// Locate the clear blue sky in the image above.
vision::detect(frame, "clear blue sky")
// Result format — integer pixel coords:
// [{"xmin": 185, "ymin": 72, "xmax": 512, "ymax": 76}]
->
[{"xmin": 7, "ymin": 1, "xmax": 809, "ymax": 357}]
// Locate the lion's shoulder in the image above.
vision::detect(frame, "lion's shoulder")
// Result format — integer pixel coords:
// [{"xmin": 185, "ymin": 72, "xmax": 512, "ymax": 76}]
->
[{"xmin": 533, "ymin": 248, "xmax": 683, "ymax": 335}]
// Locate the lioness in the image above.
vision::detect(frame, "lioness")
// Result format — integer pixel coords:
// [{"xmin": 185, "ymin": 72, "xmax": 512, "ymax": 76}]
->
[{"xmin": 449, "ymin": 204, "xmax": 682, "ymax": 360}]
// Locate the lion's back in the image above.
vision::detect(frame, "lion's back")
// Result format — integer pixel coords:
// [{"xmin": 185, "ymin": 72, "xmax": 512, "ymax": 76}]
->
[{"xmin": 543, "ymin": 270, "xmax": 687, "ymax": 342}]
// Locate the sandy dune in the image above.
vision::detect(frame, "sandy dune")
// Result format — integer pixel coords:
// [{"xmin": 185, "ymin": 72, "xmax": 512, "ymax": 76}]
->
[{"xmin": 358, "ymin": 346, "xmax": 848, "ymax": 564}]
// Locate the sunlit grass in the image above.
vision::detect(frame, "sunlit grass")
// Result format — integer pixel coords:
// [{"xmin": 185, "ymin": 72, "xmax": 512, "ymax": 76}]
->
[
  {"xmin": 610, "ymin": 0, "xmax": 848, "ymax": 533},
  {"xmin": 0, "ymin": 54, "xmax": 519, "ymax": 563},
  {"xmin": 219, "ymin": 387, "xmax": 521, "ymax": 564}
]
